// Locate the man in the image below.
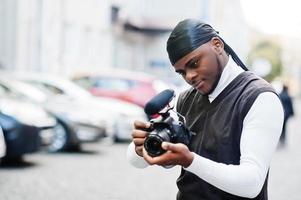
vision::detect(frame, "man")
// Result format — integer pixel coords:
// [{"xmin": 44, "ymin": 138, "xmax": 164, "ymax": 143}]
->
[
  {"xmin": 279, "ymin": 84, "xmax": 294, "ymax": 146},
  {"xmin": 127, "ymin": 19, "xmax": 283, "ymax": 200}
]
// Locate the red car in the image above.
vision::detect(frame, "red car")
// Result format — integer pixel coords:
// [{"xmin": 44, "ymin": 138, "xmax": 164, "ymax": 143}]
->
[{"xmin": 72, "ymin": 70, "xmax": 171, "ymax": 108}]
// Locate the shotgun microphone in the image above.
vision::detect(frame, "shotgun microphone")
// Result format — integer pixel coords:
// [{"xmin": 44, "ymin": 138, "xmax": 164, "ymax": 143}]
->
[{"xmin": 144, "ymin": 89, "xmax": 175, "ymax": 116}]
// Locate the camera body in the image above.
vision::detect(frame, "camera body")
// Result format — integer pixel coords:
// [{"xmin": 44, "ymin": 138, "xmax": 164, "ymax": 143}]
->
[{"xmin": 143, "ymin": 89, "xmax": 192, "ymax": 157}]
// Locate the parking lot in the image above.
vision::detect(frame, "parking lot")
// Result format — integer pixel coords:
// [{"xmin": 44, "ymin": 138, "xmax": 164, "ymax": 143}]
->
[
  {"xmin": 1, "ymin": 100, "xmax": 301, "ymax": 200},
  {"xmin": 0, "ymin": 141, "xmax": 179, "ymax": 200}
]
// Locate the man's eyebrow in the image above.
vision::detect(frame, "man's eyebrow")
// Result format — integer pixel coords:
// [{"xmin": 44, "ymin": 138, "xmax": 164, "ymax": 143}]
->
[{"xmin": 185, "ymin": 56, "xmax": 198, "ymax": 68}]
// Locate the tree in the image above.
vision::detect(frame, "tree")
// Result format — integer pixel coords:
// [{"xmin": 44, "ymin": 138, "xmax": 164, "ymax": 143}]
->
[{"xmin": 247, "ymin": 39, "xmax": 283, "ymax": 82}]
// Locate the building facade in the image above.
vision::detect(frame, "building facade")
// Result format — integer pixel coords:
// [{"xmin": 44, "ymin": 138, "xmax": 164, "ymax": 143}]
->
[{"xmin": 0, "ymin": 0, "xmax": 248, "ymax": 80}]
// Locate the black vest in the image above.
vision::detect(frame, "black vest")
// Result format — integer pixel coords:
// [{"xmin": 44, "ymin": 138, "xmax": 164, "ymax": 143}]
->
[{"xmin": 176, "ymin": 72, "xmax": 276, "ymax": 200}]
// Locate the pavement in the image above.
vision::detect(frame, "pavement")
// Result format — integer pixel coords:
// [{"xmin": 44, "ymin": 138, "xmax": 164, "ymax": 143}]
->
[
  {"xmin": 0, "ymin": 98, "xmax": 300, "ymax": 200},
  {"xmin": 268, "ymin": 97, "xmax": 301, "ymax": 200}
]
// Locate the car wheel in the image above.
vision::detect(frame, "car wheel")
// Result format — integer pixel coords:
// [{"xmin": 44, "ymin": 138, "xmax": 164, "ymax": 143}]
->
[{"xmin": 48, "ymin": 122, "xmax": 68, "ymax": 152}]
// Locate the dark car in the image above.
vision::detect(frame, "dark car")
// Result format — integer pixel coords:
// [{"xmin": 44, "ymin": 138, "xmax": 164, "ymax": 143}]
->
[
  {"xmin": 0, "ymin": 126, "xmax": 5, "ymax": 158},
  {"xmin": 0, "ymin": 112, "xmax": 41, "ymax": 162}
]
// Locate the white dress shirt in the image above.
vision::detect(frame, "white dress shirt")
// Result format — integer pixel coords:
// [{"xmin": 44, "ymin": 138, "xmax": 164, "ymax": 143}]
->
[{"xmin": 127, "ymin": 56, "xmax": 284, "ymax": 198}]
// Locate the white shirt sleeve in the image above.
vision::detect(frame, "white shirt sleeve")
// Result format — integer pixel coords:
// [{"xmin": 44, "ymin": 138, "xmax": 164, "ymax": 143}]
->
[
  {"xmin": 184, "ymin": 92, "xmax": 284, "ymax": 198},
  {"xmin": 126, "ymin": 142, "xmax": 176, "ymax": 169},
  {"xmin": 126, "ymin": 142, "xmax": 149, "ymax": 168}
]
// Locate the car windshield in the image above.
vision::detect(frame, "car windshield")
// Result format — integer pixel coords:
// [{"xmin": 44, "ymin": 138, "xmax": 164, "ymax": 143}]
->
[
  {"xmin": 93, "ymin": 77, "xmax": 134, "ymax": 91},
  {"xmin": 10, "ymin": 80, "xmax": 48, "ymax": 103},
  {"xmin": 29, "ymin": 78, "xmax": 92, "ymax": 99},
  {"xmin": 58, "ymin": 79, "xmax": 92, "ymax": 98}
]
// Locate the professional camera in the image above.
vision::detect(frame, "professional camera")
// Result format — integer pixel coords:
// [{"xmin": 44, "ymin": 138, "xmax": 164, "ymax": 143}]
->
[{"xmin": 143, "ymin": 89, "xmax": 192, "ymax": 157}]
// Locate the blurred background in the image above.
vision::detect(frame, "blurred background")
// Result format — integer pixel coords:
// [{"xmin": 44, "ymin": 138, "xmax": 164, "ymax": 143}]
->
[{"xmin": 0, "ymin": 0, "xmax": 301, "ymax": 199}]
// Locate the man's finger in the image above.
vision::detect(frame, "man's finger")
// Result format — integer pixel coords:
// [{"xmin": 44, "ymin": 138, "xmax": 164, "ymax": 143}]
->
[
  {"xmin": 132, "ymin": 130, "xmax": 148, "ymax": 138},
  {"xmin": 133, "ymin": 138, "xmax": 145, "ymax": 146},
  {"xmin": 134, "ymin": 120, "xmax": 151, "ymax": 130},
  {"xmin": 142, "ymin": 147, "xmax": 173, "ymax": 166},
  {"xmin": 161, "ymin": 142, "xmax": 183, "ymax": 152},
  {"xmin": 142, "ymin": 147, "xmax": 156, "ymax": 165}
]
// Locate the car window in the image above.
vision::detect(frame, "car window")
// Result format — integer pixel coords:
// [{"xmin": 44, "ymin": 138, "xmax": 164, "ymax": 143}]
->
[
  {"xmin": 73, "ymin": 77, "xmax": 93, "ymax": 89},
  {"xmin": 92, "ymin": 77, "xmax": 132, "ymax": 91},
  {"xmin": 41, "ymin": 83, "xmax": 64, "ymax": 95},
  {"xmin": 0, "ymin": 84, "xmax": 8, "ymax": 96},
  {"xmin": 27, "ymin": 81, "xmax": 64, "ymax": 95},
  {"xmin": 0, "ymin": 83, "xmax": 25, "ymax": 99},
  {"xmin": 128, "ymin": 80, "xmax": 138, "ymax": 88}
]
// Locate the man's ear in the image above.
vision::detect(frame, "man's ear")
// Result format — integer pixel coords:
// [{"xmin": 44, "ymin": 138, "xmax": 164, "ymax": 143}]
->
[{"xmin": 210, "ymin": 37, "xmax": 224, "ymax": 54}]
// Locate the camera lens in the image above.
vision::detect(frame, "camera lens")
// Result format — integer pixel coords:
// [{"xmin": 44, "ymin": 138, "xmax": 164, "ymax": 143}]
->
[
  {"xmin": 144, "ymin": 135, "xmax": 165, "ymax": 157},
  {"xmin": 144, "ymin": 128, "xmax": 170, "ymax": 157}
]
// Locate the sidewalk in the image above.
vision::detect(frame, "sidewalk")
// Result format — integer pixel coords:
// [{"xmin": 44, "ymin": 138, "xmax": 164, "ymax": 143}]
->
[{"xmin": 269, "ymin": 97, "xmax": 301, "ymax": 200}]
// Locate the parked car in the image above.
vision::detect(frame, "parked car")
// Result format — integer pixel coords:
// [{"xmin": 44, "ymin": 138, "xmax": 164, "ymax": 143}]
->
[
  {"xmin": 12, "ymin": 72, "xmax": 148, "ymax": 142},
  {"xmin": 0, "ymin": 79, "xmax": 63, "ymax": 157},
  {"xmin": 0, "ymin": 126, "xmax": 6, "ymax": 159},
  {"xmin": 0, "ymin": 77, "xmax": 106, "ymax": 152},
  {"xmin": 0, "ymin": 91, "xmax": 57, "ymax": 161},
  {"xmin": 72, "ymin": 69, "xmax": 171, "ymax": 107},
  {"xmin": 0, "ymin": 112, "xmax": 40, "ymax": 162}
]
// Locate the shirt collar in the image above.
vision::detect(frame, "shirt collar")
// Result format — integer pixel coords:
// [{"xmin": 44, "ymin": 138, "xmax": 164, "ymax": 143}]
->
[{"xmin": 208, "ymin": 55, "xmax": 244, "ymax": 102}]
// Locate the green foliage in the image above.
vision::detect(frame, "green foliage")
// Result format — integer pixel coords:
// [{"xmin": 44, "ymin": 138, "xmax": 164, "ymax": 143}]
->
[{"xmin": 247, "ymin": 39, "xmax": 283, "ymax": 81}]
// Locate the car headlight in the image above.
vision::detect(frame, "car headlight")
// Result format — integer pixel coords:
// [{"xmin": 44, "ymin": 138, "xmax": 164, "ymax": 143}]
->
[
  {"xmin": 73, "ymin": 123, "xmax": 105, "ymax": 142},
  {"xmin": 67, "ymin": 113, "xmax": 106, "ymax": 128}
]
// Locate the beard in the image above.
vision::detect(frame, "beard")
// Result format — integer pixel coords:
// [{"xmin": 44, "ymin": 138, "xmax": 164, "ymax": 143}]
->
[{"xmin": 205, "ymin": 55, "xmax": 224, "ymax": 95}]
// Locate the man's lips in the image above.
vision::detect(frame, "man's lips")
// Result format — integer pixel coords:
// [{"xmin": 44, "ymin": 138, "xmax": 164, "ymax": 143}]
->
[{"xmin": 193, "ymin": 80, "xmax": 204, "ymax": 90}]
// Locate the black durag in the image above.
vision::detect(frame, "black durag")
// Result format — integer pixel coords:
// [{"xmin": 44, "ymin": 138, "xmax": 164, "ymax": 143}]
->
[{"xmin": 166, "ymin": 19, "xmax": 248, "ymax": 71}]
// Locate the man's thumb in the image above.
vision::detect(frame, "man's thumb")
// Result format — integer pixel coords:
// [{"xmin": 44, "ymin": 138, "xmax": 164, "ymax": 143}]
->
[{"xmin": 162, "ymin": 142, "xmax": 180, "ymax": 152}]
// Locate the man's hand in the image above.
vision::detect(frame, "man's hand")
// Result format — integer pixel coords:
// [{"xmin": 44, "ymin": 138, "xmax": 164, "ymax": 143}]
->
[
  {"xmin": 142, "ymin": 142, "xmax": 194, "ymax": 168},
  {"xmin": 132, "ymin": 120, "xmax": 151, "ymax": 157}
]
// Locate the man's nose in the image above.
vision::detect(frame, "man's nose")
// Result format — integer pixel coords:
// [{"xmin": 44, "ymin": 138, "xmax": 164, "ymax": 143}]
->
[{"xmin": 185, "ymin": 69, "xmax": 198, "ymax": 84}]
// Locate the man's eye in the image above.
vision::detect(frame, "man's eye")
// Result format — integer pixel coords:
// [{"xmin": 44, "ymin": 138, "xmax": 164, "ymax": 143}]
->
[{"xmin": 191, "ymin": 60, "xmax": 199, "ymax": 68}]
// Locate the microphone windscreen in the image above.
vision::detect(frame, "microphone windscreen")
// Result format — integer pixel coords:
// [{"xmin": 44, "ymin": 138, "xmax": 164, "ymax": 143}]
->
[{"xmin": 144, "ymin": 89, "xmax": 175, "ymax": 115}]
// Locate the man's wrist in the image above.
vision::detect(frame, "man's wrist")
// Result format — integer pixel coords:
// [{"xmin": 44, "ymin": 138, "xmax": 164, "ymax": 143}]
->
[{"xmin": 183, "ymin": 151, "xmax": 194, "ymax": 168}]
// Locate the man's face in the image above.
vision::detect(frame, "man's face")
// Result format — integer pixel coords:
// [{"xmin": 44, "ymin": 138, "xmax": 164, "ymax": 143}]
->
[{"xmin": 173, "ymin": 39, "xmax": 224, "ymax": 95}]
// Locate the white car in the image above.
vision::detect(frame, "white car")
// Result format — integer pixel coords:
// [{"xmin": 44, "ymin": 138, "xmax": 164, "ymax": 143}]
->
[{"xmin": 13, "ymin": 72, "xmax": 148, "ymax": 141}]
